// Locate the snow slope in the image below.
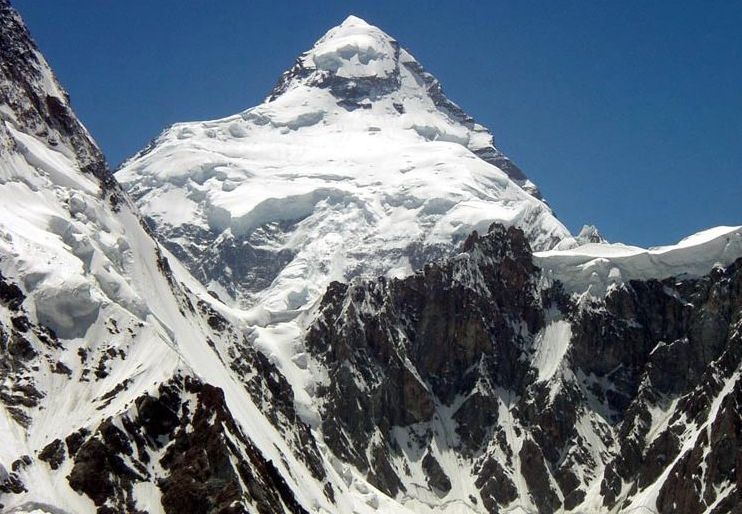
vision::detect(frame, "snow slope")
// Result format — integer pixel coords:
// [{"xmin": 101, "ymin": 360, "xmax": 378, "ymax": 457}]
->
[
  {"xmin": 118, "ymin": 15, "xmax": 570, "ymax": 310},
  {"xmin": 0, "ymin": 5, "xmax": 377, "ymax": 513}
]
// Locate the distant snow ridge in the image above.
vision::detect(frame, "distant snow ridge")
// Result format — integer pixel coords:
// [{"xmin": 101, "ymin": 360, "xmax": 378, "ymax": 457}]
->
[
  {"xmin": 537, "ymin": 225, "xmax": 742, "ymax": 295},
  {"xmin": 118, "ymin": 15, "xmax": 570, "ymax": 310}
]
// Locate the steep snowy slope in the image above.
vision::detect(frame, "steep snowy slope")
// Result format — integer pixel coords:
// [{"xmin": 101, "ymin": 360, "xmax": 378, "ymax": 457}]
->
[
  {"xmin": 0, "ymin": 4, "xmax": 349, "ymax": 513},
  {"xmin": 118, "ymin": 15, "xmax": 570, "ymax": 310}
]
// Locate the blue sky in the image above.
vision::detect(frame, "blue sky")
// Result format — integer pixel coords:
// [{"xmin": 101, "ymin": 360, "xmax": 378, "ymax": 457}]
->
[{"xmin": 14, "ymin": 1, "xmax": 742, "ymax": 247}]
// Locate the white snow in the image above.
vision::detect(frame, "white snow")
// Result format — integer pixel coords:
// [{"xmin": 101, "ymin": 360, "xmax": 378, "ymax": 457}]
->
[
  {"xmin": 536, "ymin": 225, "xmax": 742, "ymax": 295},
  {"xmin": 532, "ymin": 320, "xmax": 572, "ymax": 382},
  {"xmin": 118, "ymin": 15, "xmax": 570, "ymax": 311},
  {"xmin": 0, "ymin": 55, "xmax": 339, "ymax": 513},
  {"xmin": 310, "ymin": 16, "xmax": 397, "ymax": 79},
  {"xmin": 2, "ymin": 10, "xmax": 741, "ymax": 514}
]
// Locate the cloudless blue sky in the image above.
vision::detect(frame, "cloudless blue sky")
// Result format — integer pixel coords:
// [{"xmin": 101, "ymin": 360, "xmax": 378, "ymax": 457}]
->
[{"xmin": 13, "ymin": 1, "xmax": 742, "ymax": 247}]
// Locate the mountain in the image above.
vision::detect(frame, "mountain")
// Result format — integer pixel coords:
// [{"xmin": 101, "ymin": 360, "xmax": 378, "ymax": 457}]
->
[
  {"xmin": 2, "ymin": 4, "xmax": 741, "ymax": 514},
  {"xmin": 117, "ymin": 15, "xmax": 569, "ymax": 311}
]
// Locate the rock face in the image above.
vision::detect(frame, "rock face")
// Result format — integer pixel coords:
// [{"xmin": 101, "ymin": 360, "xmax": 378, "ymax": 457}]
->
[
  {"xmin": 305, "ymin": 223, "xmax": 742, "ymax": 512},
  {"xmin": 1, "ymin": 2, "xmax": 741, "ymax": 513},
  {"xmin": 64, "ymin": 376, "xmax": 310, "ymax": 514},
  {"xmin": 307, "ymin": 225, "xmax": 541, "ymax": 476}
]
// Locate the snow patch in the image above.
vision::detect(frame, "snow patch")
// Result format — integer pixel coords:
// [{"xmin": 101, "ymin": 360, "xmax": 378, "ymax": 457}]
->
[{"xmin": 532, "ymin": 320, "xmax": 572, "ymax": 382}]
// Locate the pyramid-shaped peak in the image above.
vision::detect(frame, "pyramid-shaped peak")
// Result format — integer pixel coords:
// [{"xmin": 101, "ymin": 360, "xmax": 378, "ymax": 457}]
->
[
  {"xmin": 327, "ymin": 14, "xmax": 387, "ymax": 39},
  {"xmin": 262, "ymin": 15, "xmax": 538, "ymax": 195},
  {"xmin": 338, "ymin": 14, "xmax": 373, "ymax": 28}
]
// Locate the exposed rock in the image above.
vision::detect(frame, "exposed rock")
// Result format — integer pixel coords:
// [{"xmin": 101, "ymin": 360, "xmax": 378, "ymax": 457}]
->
[
  {"xmin": 307, "ymin": 224, "xmax": 543, "ymax": 492},
  {"xmin": 0, "ymin": 271, "xmax": 24, "ymax": 310},
  {"xmin": 0, "ymin": 469, "xmax": 25, "ymax": 495},
  {"xmin": 159, "ymin": 378, "xmax": 309, "ymax": 514},
  {"xmin": 38, "ymin": 438, "xmax": 66, "ymax": 470},
  {"xmin": 305, "ymin": 229, "xmax": 742, "ymax": 511},
  {"xmin": 44, "ymin": 373, "xmax": 309, "ymax": 513},
  {"xmin": 421, "ymin": 453, "xmax": 451, "ymax": 495},
  {"xmin": 231, "ymin": 340, "xmax": 326, "ymax": 482},
  {"xmin": 518, "ymin": 439, "xmax": 561, "ymax": 514},
  {"xmin": 65, "ymin": 428, "xmax": 90, "ymax": 456},
  {"xmin": 476, "ymin": 457, "xmax": 517, "ymax": 513}
]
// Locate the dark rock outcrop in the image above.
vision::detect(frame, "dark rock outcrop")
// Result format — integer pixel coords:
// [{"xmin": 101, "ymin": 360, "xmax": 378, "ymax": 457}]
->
[
  {"xmin": 518, "ymin": 439, "xmax": 561, "ymax": 514},
  {"xmin": 307, "ymin": 224, "xmax": 543, "ymax": 493},
  {"xmin": 422, "ymin": 453, "xmax": 451, "ymax": 495},
  {"xmin": 63, "ymin": 375, "xmax": 310, "ymax": 514},
  {"xmin": 38, "ymin": 438, "xmax": 65, "ymax": 470},
  {"xmin": 305, "ymin": 224, "xmax": 742, "ymax": 512}
]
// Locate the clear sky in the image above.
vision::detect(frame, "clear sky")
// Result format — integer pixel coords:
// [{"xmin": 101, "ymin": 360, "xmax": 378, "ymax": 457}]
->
[{"xmin": 13, "ymin": 1, "xmax": 742, "ymax": 247}]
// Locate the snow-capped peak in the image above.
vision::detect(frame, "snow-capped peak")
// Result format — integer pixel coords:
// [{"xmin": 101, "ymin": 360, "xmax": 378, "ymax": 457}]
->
[
  {"xmin": 263, "ymin": 15, "xmax": 539, "ymax": 194},
  {"xmin": 118, "ymin": 15, "xmax": 570, "ymax": 310},
  {"xmin": 269, "ymin": 14, "xmax": 400, "ymax": 95},
  {"xmin": 304, "ymin": 14, "xmax": 397, "ymax": 79},
  {"xmin": 339, "ymin": 14, "xmax": 372, "ymax": 27}
]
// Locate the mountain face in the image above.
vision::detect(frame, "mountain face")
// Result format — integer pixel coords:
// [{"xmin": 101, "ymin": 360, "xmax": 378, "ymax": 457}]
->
[
  {"xmin": 117, "ymin": 15, "xmax": 569, "ymax": 311},
  {"xmin": 306, "ymin": 224, "xmax": 742, "ymax": 513},
  {"xmin": 1, "ymin": 4, "xmax": 741, "ymax": 514}
]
